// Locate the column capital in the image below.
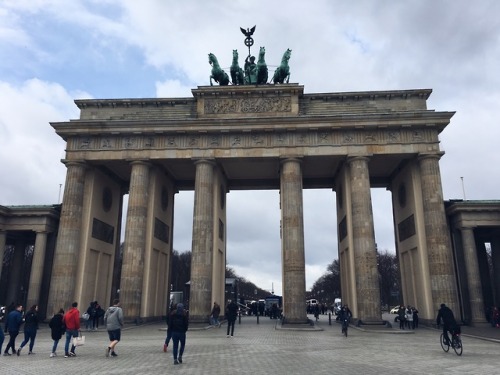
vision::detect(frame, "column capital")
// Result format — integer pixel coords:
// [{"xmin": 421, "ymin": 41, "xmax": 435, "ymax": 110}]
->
[
  {"xmin": 128, "ymin": 159, "xmax": 152, "ymax": 167},
  {"xmin": 62, "ymin": 160, "xmax": 87, "ymax": 168},
  {"xmin": 346, "ymin": 154, "xmax": 372, "ymax": 164},
  {"xmin": 280, "ymin": 156, "xmax": 303, "ymax": 165},
  {"xmin": 417, "ymin": 151, "xmax": 445, "ymax": 162},
  {"xmin": 192, "ymin": 158, "xmax": 216, "ymax": 166}
]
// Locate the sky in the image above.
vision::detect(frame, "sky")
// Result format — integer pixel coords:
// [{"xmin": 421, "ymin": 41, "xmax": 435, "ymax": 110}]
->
[{"xmin": 1, "ymin": 0, "xmax": 500, "ymax": 297}]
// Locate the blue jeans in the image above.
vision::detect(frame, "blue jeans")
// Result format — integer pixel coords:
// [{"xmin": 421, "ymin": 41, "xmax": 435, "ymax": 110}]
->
[
  {"xmin": 52, "ymin": 339, "xmax": 59, "ymax": 353},
  {"xmin": 171, "ymin": 331, "xmax": 186, "ymax": 360},
  {"xmin": 64, "ymin": 330, "xmax": 78, "ymax": 354},
  {"xmin": 20, "ymin": 326, "xmax": 37, "ymax": 352}
]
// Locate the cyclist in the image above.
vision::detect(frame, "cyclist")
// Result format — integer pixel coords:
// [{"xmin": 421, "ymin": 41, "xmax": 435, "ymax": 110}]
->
[
  {"xmin": 338, "ymin": 304, "xmax": 352, "ymax": 333},
  {"xmin": 436, "ymin": 303, "xmax": 460, "ymax": 345}
]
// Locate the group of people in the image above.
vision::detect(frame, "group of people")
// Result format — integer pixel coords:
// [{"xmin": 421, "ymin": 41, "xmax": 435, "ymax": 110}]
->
[
  {"xmin": 1, "ymin": 299, "xmax": 123, "ymax": 359},
  {"xmin": 84, "ymin": 301, "xmax": 104, "ymax": 331},
  {"xmin": 397, "ymin": 305, "xmax": 419, "ymax": 330}
]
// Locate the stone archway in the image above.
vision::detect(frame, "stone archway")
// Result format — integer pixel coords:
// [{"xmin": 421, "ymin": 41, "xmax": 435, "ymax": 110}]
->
[{"xmin": 47, "ymin": 83, "xmax": 457, "ymax": 324}]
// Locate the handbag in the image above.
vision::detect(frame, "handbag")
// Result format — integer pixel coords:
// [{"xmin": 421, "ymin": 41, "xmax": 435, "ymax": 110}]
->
[
  {"xmin": 82, "ymin": 312, "xmax": 90, "ymax": 321},
  {"xmin": 72, "ymin": 334, "xmax": 85, "ymax": 346}
]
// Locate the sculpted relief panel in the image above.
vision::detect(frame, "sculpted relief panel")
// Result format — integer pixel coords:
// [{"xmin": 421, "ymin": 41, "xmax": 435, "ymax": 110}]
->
[{"xmin": 204, "ymin": 97, "xmax": 291, "ymax": 114}]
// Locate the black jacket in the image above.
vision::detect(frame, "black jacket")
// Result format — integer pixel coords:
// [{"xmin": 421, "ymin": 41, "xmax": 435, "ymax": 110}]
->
[
  {"xmin": 49, "ymin": 314, "xmax": 65, "ymax": 340},
  {"xmin": 169, "ymin": 311, "xmax": 188, "ymax": 333}
]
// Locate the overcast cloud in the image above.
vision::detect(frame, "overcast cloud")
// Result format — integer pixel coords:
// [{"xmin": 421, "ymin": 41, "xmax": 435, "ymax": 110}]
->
[{"xmin": 1, "ymin": 1, "xmax": 499, "ymax": 296}]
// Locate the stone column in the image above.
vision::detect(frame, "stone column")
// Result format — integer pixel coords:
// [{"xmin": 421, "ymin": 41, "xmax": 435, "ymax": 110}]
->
[
  {"xmin": 460, "ymin": 227, "xmax": 486, "ymax": 324},
  {"xmin": 418, "ymin": 153, "xmax": 458, "ymax": 312},
  {"xmin": 47, "ymin": 161, "xmax": 86, "ymax": 314},
  {"xmin": 280, "ymin": 158, "xmax": 307, "ymax": 323},
  {"xmin": 0, "ymin": 230, "xmax": 6, "ymax": 282},
  {"xmin": 120, "ymin": 161, "xmax": 150, "ymax": 319},
  {"xmin": 26, "ymin": 231, "xmax": 48, "ymax": 308},
  {"xmin": 347, "ymin": 156, "xmax": 381, "ymax": 321},
  {"xmin": 491, "ymin": 236, "xmax": 500, "ymax": 307},
  {"xmin": 189, "ymin": 159, "xmax": 215, "ymax": 323}
]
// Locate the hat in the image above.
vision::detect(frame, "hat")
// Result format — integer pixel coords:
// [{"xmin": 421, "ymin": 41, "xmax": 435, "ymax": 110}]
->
[{"xmin": 177, "ymin": 303, "xmax": 184, "ymax": 310}]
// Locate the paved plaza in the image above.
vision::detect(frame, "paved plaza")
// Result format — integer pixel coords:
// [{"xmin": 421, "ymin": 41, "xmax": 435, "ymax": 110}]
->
[{"xmin": 1, "ymin": 314, "xmax": 499, "ymax": 375}]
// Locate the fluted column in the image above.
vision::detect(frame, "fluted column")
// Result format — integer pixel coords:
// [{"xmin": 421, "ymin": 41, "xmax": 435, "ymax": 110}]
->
[
  {"xmin": 460, "ymin": 227, "xmax": 486, "ymax": 324},
  {"xmin": 0, "ymin": 230, "xmax": 6, "ymax": 283},
  {"xmin": 121, "ymin": 161, "xmax": 151, "ymax": 319},
  {"xmin": 280, "ymin": 158, "xmax": 307, "ymax": 323},
  {"xmin": 26, "ymin": 231, "xmax": 48, "ymax": 308},
  {"xmin": 418, "ymin": 153, "xmax": 458, "ymax": 312},
  {"xmin": 189, "ymin": 159, "xmax": 215, "ymax": 322},
  {"xmin": 348, "ymin": 156, "xmax": 381, "ymax": 321},
  {"xmin": 47, "ymin": 161, "xmax": 86, "ymax": 315}
]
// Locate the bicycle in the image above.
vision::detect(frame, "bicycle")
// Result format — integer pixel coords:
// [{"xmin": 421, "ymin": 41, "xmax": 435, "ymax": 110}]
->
[
  {"xmin": 440, "ymin": 331, "xmax": 463, "ymax": 356},
  {"xmin": 341, "ymin": 319, "xmax": 349, "ymax": 337}
]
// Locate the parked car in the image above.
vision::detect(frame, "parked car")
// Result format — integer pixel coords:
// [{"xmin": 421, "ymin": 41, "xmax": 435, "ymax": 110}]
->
[{"xmin": 389, "ymin": 306, "xmax": 400, "ymax": 314}]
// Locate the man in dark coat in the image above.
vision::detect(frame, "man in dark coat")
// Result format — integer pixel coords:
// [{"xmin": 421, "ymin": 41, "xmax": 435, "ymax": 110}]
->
[
  {"xmin": 3, "ymin": 304, "xmax": 23, "ymax": 356},
  {"xmin": 436, "ymin": 303, "xmax": 459, "ymax": 345},
  {"xmin": 169, "ymin": 303, "xmax": 188, "ymax": 365},
  {"xmin": 225, "ymin": 300, "xmax": 238, "ymax": 337}
]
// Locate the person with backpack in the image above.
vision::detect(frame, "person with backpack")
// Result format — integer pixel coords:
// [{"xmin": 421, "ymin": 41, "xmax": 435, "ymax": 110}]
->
[
  {"xmin": 169, "ymin": 303, "xmax": 188, "ymax": 365},
  {"xmin": 49, "ymin": 308, "xmax": 65, "ymax": 357}
]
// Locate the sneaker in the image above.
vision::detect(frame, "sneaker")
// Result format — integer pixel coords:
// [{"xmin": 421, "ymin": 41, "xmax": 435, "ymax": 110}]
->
[
  {"xmin": 163, "ymin": 344, "xmax": 167, "ymax": 352},
  {"xmin": 64, "ymin": 353, "xmax": 69, "ymax": 358},
  {"xmin": 106, "ymin": 347, "xmax": 110, "ymax": 357},
  {"xmin": 69, "ymin": 352, "xmax": 76, "ymax": 357},
  {"xmin": 16, "ymin": 348, "xmax": 21, "ymax": 356},
  {"xmin": 227, "ymin": 335, "xmax": 230, "ymax": 338},
  {"xmin": 28, "ymin": 351, "xmax": 35, "ymax": 355},
  {"xmin": 50, "ymin": 353, "xmax": 56, "ymax": 358},
  {"xmin": 4, "ymin": 353, "xmax": 11, "ymax": 356},
  {"xmin": 178, "ymin": 356, "xmax": 183, "ymax": 364},
  {"xmin": 174, "ymin": 359, "xmax": 179, "ymax": 365},
  {"xmin": 111, "ymin": 351, "xmax": 117, "ymax": 357}
]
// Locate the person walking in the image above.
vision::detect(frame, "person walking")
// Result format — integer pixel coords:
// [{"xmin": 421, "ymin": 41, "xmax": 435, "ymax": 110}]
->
[
  {"xmin": 62, "ymin": 302, "xmax": 80, "ymax": 358},
  {"xmin": 169, "ymin": 303, "xmax": 188, "ymax": 365},
  {"xmin": 225, "ymin": 299, "xmax": 238, "ymax": 337},
  {"xmin": 17, "ymin": 304, "xmax": 39, "ymax": 355},
  {"xmin": 164, "ymin": 303, "xmax": 176, "ymax": 352},
  {"xmin": 210, "ymin": 302, "xmax": 221, "ymax": 327},
  {"xmin": 104, "ymin": 299, "xmax": 124, "ymax": 357},
  {"xmin": 3, "ymin": 304, "xmax": 23, "ymax": 356},
  {"xmin": 49, "ymin": 308, "xmax": 65, "ymax": 357}
]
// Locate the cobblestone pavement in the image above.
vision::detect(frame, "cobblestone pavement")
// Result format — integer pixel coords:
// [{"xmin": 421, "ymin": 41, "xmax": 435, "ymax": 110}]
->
[{"xmin": 1, "ymin": 314, "xmax": 499, "ymax": 375}]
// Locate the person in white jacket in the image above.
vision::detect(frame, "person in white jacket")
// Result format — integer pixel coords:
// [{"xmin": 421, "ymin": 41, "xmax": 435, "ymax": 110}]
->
[{"xmin": 104, "ymin": 299, "xmax": 124, "ymax": 357}]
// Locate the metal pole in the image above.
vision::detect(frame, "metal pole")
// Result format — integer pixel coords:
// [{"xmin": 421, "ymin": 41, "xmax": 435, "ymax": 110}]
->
[{"xmin": 461, "ymin": 177, "xmax": 467, "ymax": 200}]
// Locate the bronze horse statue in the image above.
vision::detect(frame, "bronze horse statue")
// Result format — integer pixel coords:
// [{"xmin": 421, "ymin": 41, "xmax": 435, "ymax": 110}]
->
[
  {"xmin": 209, "ymin": 53, "xmax": 230, "ymax": 86},
  {"xmin": 230, "ymin": 50, "xmax": 244, "ymax": 85},
  {"xmin": 256, "ymin": 46, "xmax": 268, "ymax": 84},
  {"xmin": 272, "ymin": 48, "xmax": 292, "ymax": 84}
]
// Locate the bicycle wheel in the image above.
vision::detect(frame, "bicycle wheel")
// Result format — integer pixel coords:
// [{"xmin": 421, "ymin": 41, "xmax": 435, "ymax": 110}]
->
[
  {"xmin": 440, "ymin": 333, "xmax": 450, "ymax": 352},
  {"xmin": 452, "ymin": 336, "xmax": 463, "ymax": 356}
]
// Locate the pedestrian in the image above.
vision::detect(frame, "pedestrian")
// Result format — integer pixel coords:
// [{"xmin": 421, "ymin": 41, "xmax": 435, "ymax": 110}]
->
[
  {"xmin": 169, "ymin": 303, "xmax": 188, "ymax": 365},
  {"xmin": 49, "ymin": 308, "xmax": 65, "ymax": 357},
  {"xmin": 164, "ymin": 303, "xmax": 176, "ymax": 352},
  {"xmin": 3, "ymin": 304, "xmax": 23, "ymax": 356},
  {"xmin": 104, "ymin": 299, "xmax": 124, "ymax": 357},
  {"xmin": 225, "ymin": 299, "xmax": 238, "ymax": 337},
  {"xmin": 62, "ymin": 302, "xmax": 80, "ymax": 358},
  {"xmin": 397, "ymin": 305, "xmax": 406, "ymax": 330},
  {"xmin": 0, "ymin": 306, "xmax": 5, "ymax": 354},
  {"xmin": 85, "ymin": 301, "xmax": 95, "ymax": 331},
  {"xmin": 93, "ymin": 301, "xmax": 103, "ymax": 330},
  {"xmin": 412, "ymin": 307, "xmax": 419, "ymax": 329},
  {"xmin": 210, "ymin": 302, "xmax": 221, "ymax": 327},
  {"xmin": 17, "ymin": 304, "xmax": 39, "ymax": 355}
]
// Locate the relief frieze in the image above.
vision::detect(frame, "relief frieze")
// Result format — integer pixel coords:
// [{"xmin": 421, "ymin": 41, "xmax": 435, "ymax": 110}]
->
[{"xmin": 204, "ymin": 96, "xmax": 291, "ymax": 114}]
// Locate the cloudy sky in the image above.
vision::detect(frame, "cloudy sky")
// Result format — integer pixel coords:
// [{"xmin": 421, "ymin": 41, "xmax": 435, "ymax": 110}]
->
[{"xmin": 1, "ymin": 1, "xmax": 499, "ymax": 296}]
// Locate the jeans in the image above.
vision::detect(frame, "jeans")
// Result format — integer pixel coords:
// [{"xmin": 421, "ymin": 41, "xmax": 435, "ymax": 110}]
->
[
  {"xmin": 20, "ymin": 326, "xmax": 37, "ymax": 352},
  {"xmin": 52, "ymin": 339, "xmax": 59, "ymax": 353},
  {"xmin": 64, "ymin": 330, "xmax": 78, "ymax": 354},
  {"xmin": 227, "ymin": 319, "xmax": 235, "ymax": 336},
  {"xmin": 0, "ymin": 326, "xmax": 4, "ymax": 353},
  {"xmin": 4, "ymin": 331, "xmax": 18, "ymax": 353},
  {"xmin": 171, "ymin": 331, "xmax": 186, "ymax": 360}
]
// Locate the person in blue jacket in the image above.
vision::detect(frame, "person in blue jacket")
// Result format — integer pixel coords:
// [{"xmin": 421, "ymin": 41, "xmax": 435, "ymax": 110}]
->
[{"xmin": 3, "ymin": 304, "xmax": 23, "ymax": 356}]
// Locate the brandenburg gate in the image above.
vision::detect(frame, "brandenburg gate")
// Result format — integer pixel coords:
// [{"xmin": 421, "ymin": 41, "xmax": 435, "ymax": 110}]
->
[{"xmin": 45, "ymin": 81, "xmax": 461, "ymax": 325}]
